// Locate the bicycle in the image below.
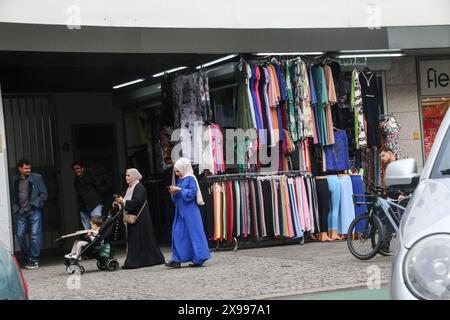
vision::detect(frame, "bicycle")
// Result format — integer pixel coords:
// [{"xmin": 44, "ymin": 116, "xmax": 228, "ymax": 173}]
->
[{"xmin": 347, "ymin": 183, "xmax": 412, "ymax": 260}]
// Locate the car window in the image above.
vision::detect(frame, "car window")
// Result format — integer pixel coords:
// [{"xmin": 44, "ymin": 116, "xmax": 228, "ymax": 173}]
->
[{"xmin": 431, "ymin": 126, "xmax": 450, "ymax": 179}]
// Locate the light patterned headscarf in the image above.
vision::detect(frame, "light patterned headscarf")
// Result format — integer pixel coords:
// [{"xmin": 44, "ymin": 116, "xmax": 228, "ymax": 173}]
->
[
  {"xmin": 173, "ymin": 158, "xmax": 204, "ymax": 205},
  {"xmin": 124, "ymin": 168, "xmax": 142, "ymax": 201}
]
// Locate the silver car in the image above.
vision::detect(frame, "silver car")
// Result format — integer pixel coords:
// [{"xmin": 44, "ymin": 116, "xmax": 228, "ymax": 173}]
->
[{"xmin": 388, "ymin": 108, "xmax": 450, "ymax": 300}]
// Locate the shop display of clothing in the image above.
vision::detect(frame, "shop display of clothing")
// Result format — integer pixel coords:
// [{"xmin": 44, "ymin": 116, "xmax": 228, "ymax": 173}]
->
[{"xmin": 146, "ymin": 55, "xmax": 397, "ymax": 251}]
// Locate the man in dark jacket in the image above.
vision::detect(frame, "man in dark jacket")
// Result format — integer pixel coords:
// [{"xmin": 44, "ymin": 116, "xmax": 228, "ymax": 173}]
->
[
  {"xmin": 72, "ymin": 162, "xmax": 110, "ymax": 230},
  {"xmin": 11, "ymin": 159, "xmax": 48, "ymax": 269}
]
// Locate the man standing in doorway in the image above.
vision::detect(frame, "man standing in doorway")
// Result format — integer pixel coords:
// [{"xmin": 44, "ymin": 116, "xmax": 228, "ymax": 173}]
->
[
  {"xmin": 72, "ymin": 162, "xmax": 108, "ymax": 230},
  {"xmin": 11, "ymin": 159, "xmax": 48, "ymax": 269}
]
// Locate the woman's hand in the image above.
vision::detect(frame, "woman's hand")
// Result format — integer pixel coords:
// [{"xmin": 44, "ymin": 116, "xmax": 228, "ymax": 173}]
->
[
  {"xmin": 114, "ymin": 196, "xmax": 125, "ymax": 206},
  {"xmin": 169, "ymin": 186, "xmax": 181, "ymax": 195}
]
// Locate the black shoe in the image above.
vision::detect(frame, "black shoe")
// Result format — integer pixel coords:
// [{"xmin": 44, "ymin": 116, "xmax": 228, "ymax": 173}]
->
[
  {"xmin": 379, "ymin": 247, "xmax": 393, "ymax": 256},
  {"xmin": 165, "ymin": 261, "xmax": 181, "ymax": 268},
  {"xmin": 188, "ymin": 263, "xmax": 203, "ymax": 268},
  {"xmin": 25, "ymin": 260, "xmax": 39, "ymax": 269}
]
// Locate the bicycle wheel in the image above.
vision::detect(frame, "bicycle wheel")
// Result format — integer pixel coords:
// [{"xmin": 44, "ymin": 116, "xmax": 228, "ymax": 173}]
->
[{"xmin": 347, "ymin": 214, "xmax": 384, "ymax": 260}]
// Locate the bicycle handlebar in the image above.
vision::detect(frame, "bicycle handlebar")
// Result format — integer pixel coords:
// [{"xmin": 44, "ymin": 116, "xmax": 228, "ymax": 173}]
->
[{"xmin": 366, "ymin": 181, "xmax": 409, "ymax": 196}]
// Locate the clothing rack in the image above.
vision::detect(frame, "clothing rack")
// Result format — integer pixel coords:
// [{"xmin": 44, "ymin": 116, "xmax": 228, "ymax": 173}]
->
[
  {"xmin": 201, "ymin": 169, "xmax": 313, "ymax": 251},
  {"xmin": 200, "ymin": 170, "xmax": 311, "ymax": 182}
]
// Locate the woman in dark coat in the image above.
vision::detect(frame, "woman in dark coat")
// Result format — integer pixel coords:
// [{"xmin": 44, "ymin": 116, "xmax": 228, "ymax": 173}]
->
[{"xmin": 114, "ymin": 168, "xmax": 165, "ymax": 269}]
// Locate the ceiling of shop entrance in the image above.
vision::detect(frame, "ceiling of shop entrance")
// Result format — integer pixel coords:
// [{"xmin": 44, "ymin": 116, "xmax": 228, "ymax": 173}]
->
[{"xmin": 0, "ymin": 51, "xmax": 223, "ymax": 93}]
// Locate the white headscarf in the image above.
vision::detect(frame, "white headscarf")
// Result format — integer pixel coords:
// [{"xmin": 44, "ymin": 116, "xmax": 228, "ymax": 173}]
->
[
  {"xmin": 173, "ymin": 158, "xmax": 204, "ymax": 205},
  {"xmin": 124, "ymin": 168, "xmax": 142, "ymax": 201}
]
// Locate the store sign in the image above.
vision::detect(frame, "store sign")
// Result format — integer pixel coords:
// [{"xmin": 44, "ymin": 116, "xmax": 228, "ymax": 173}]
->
[{"xmin": 420, "ymin": 60, "xmax": 450, "ymax": 96}]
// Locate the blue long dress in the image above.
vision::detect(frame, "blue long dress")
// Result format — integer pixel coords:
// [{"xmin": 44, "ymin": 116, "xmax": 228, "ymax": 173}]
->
[{"xmin": 170, "ymin": 176, "xmax": 211, "ymax": 264}]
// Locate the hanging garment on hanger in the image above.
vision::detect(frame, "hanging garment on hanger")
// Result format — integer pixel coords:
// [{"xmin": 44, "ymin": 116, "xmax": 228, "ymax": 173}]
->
[
  {"xmin": 250, "ymin": 65, "xmax": 265, "ymax": 146},
  {"xmin": 316, "ymin": 65, "xmax": 331, "ymax": 146},
  {"xmin": 198, "ymin": 124, "xmax": 214, "ymax": 175},
  {"xmin": 198, "ymin": 70, "xmax": 213, "ymax": 121},
  {"xmin": 338, "ymin": 175, "xmax": 356, "ymax": 235},
  {"xmin": 308, "ymin": 66, "xmax": 320, "ymax": 145},
  {"xmin": 261, "ymin": 178, "xmax": 275, "ymax": 238},
  {"xmin": 271, "ymin": 178, "xmax": 281, "ymax": 236},
  {"xmin": 299, "ymin": 60, "xmax": 314, "ymax": 138},
  {"xmin": 359, "ymin": 70, "xmax": 381, "ymax": 148},
  {"xmin": 225, "ymin": 181, "xmax": 234, "ymax": 242},
  {"xmin": 237, "ymin": 60, "xmax": 256, "ymax": 131},
  {"xmin": 306, "ymin": 177, "xmax": 317, "ymax": 233},
  {"xmin": 351, "ymin": 69, "xmax": 367, "ymax": 149},
  {"xmin": 324, "ymin": 130, "xmax": 350, "ymax": 172},
  {"xmin": 288, "ymin": 178, "xmax": 303, "ymax": 237},
  {"xmin": 350, "ymin": 174, "xmax": 367, "ymax": 233},
  {"xmin": 256, "ymin": 179, "xmax": 267, "ymax": 237},
  {"xmin": 172, "ymin": 74, "xmax": 204, "ymax": 163},
  {"xmin": 249, "ymin": 179, "xmax": 259, "ymax": 238},
  {"xmin": 315, "ymin": 177, "xmax": 330, "ymax": 233},
  {"xmin": 282, "ymin": 177, "xmax": 295, "ymax": 237},
  {"xmin": 285, "ymin": 61, "xmax": 298, "ymax": 142},
  {"xmin": 258, "ymin": 66, "xmax": 272, "ymax": 147},
  {"xmin": 262, "ymin": 66, "xmax": 276, "ymax": 147},
  {"xmin": 326, "ymin": 175, "xmax": 341, "ymax": 234},
  {"xmin": 294, "ymin": 177, "xmax": 306, "ymax": 231},
  {"xmin": 323, "ymin": 64, "xmax": 338, "ymax": 145},
  {"xmin": 300, "ymin": 177, "xmax": 312, "ymax": 232},
  {"xmin": 213, "ymin": 182, "xmax": 222, "ymax": 240},
  {"xmin": 329, "ymin": 61, "xmax": 347, "ymax": 102},
  {"xmin": 380, "ymin": 117, "xmax": 400, "ymax": 155},
  {"xmin": 234, "ymin": 180, "xmax": 241, "ymax": 237},
  {"xmin": 272, "ymin": 64, "xmax": 285, "ymax": 142},
  {"xmin": 267, "ymin": 65, "xmax": 281, "ymax": 143},
  {"xmin": 310, "ymin": 178, "xmax": 321, "ymax": 234}
]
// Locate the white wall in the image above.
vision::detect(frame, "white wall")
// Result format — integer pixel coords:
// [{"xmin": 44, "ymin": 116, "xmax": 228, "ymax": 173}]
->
[
  {"xmin": 385, "ymin": 57, "xmax": 424, "ymax": 171},
  {"xmin": 53, "ymin": 93, "xmax": 126, "ymax": 238},
  {"xmin": 0, "ymin": 85, "xmax": 13, "ymax": 252},
  {"xmin": 0, "ymin": 0, "xmax": 449, "ymax": 29}
]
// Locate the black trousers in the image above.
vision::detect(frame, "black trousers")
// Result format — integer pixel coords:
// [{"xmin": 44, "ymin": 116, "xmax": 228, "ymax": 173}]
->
[
  {"xmin": 315, "ymin": 178, "xmax": 331, "ymax": 233},
  {"xmin": 261, "ymin": 180, "xmax": 275, "ymax": 238},
  {"xmin": 199, "ymin": 182, "xmax": 215, "ymax": 239}
]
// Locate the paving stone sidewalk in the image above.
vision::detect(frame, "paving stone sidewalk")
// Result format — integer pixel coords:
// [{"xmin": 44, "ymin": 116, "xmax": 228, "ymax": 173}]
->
[{"xmin": 22, "ymin": 241, "xmax": 392, "ymax": 300}]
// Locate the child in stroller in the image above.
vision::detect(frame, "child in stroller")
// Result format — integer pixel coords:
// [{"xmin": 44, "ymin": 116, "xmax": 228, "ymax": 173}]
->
[
  {"xmin": 65, "ymin": 216, "xmax": 102, "ymax": 260},
  {"xmin": 64, "ymin": 208, "xmax": 121, "ymax": 275}
]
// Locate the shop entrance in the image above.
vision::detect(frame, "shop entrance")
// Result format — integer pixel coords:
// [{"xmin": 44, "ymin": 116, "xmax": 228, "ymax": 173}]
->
[
  {"xmin": 0, "ymin": 50, "xmax": 393, "ymax": 256},
  {"xmin": 2, "ymin": 95, "xmax": 62, "ymax": 251}
]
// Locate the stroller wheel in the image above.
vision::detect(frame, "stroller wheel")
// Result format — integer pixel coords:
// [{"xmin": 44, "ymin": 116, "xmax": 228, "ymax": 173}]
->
[
  {"xmin": 79, "ymin": 266, "xmax": 85, "ymax": 274},
  {"xmin": 66, "ymin": 264, "xmax": 83, "ymax": 275},
  {"xmin": 97, "ymin": 260, "xmax": 107, "ymax": 271},
  {"xmin": 106, "ymin": 259, "xmax": 119, "ymax": 271}
]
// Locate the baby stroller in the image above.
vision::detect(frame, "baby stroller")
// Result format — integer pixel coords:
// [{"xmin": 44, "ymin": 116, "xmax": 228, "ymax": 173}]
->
[{"xmin": 64, "ymin": 207, "xmax": 121, "ymax": 275}]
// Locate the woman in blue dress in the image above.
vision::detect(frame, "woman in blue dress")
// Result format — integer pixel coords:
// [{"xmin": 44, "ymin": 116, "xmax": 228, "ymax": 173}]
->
[{"xmin": 165, "ymin": 158, "xmax": 211, "ymax": 268}]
